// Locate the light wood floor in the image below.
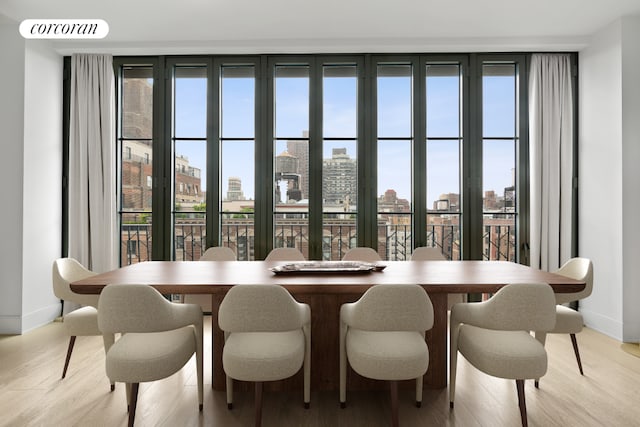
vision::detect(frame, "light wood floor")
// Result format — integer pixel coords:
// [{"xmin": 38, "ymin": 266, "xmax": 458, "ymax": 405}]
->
[{"xmin": 1, "ymin": 317, "xmax": 639, "ymax": 427}]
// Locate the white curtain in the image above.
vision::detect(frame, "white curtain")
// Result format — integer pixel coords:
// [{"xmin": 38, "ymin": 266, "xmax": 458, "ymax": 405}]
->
[
  {"xmin": 68, "ymin": 54, "xmax": 117, "ymax": 273},
  {"xmin": 529, "ymin": 54, "xmax": 573, "ymax": 272}
]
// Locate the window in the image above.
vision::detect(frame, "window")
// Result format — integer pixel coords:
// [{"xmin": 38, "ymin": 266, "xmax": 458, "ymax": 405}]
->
[
  {"xmin": 117, "ymin": 64, "xmax": 153, "ymax": 266},
  {"xmin": 109, "ymin": 53, "xmax": 547, "ymax": 265}
]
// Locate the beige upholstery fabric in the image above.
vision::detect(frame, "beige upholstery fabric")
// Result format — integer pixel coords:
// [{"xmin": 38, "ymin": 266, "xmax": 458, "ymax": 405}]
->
[
  {"xmin": 535, "ymin": 258, "xmax": 593, "ymax": 380},
  {"xmin": 410, "ymin": 246, "xmax": 465, "ymax": 308},
  {"xmin": 410, "ymin": 247, "xmax": 445, "ymax": 261},
  {"xmin": 53, "ymin": 258, "xmax": 99, "ymax": 308},
  {"xmin": 52, "ymin": 258, "xmax": 109, "ymax": 384},
  {"xmin": 98, "ymin": 284, "xmax": 203, "ymax": 425},
  {"xmin": 264, "ymin": 247, "xmax": 306, "ymax": 261},
  {"xmin": 449, "ymin": 282, "xmax": 556, "ymax": 426},
  {"xmin": 199, "ymin": 246, "xmax": 236, "ymax": 261},
  {"xmin": 218, "ymin": 284, "xmax": 311, "ymax": 413},
  {"xmin": 63, "ymin": 306, "xmax": 100, "ymax": 336},
  {"xmin": 552, "ymin": 304, "xmax": 584, "ymax": 333},
  {"xmin": 223, "ymin": 330, "xmax": 305, "ymax": 381},
  {"xmin": 341, "ymin": 247, "xmax": 382, "ymax": 262},
  {"xmin": 184, "ymin": 246, "xmax": 237, "ymax": 311},
  {"xmin": 346, "ymin": 330, "xmax": 428, "ymax": 381},
  {"xmin": 457, "ymin": 326, "xmax": 547, "ymax": 380},
  {"xmin": 340, "ymin": 284, "xmax": 433, "ymax": 418}
]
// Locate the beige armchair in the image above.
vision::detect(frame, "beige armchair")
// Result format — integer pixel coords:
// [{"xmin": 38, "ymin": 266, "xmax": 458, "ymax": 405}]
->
[
  {"xmin": 98, "ymin": 284, "xmax": 203, "ymax": 427},
  {"xmin": 199, "ymin": 246, "xmax": 236, "ymax": 261},
  {"xmin": 341, "ymin": 247, "xmax": 382, "ymax": 262},
  {"xmin": 340, "ymin": 284, "xmax": 433, "ymax": 427},
  {"xmin": 411, "ymin": 246, "xmax": 466, "ymax": 309},
  {"xmin": 52, "ymin": 258, "xmax": 114, "ymax": 390},
  {"xmin": 535, "ymin": 257, "xmax": 593, "ymax": 385},
  {"xmin": 449, "ymin": 282, "xmax": 556, "ymax": 427},
  {"xmin": 264, "ymin": 247, "xmax": 305, "ymax": 261},
  {"xmin": 219, "ymin": 284, "xmax": 311, "ymax": 427}
]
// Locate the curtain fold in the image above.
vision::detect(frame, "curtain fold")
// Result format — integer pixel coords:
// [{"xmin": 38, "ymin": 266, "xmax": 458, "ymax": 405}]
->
[
  {"xmin": 68, "ymin": 54, "xmax": 117, "ymax": 273},
  {"xmin": 529, "ymin": 54, "xmax": 573, "ymax": 272}
]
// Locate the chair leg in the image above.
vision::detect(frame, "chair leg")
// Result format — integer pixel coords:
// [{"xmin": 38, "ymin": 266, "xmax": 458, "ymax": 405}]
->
[
  {"xmin": 128, "ymin": 383, "xmax": 139, "ymax": 427},
  {"xmin": 62, "ymin": 336, "xmax": 76, "ymax": 379},
  {"xmin": 570, "ymin": 333, "xmax": 584, "ymax": 375},
  {"xmin": 515, "ymin": 379, "xmax": 528, "ymax": 427},
  {"xmin": 226, "ymin": 375, "xmax": 233, "ymax": 410},
  {"xmin": 255, "ymin": 382, "xmax": 263, "ymax": 427},
  {"xmin": 390, "ymin": 380, "xmax": 399, "ymax": 427}
]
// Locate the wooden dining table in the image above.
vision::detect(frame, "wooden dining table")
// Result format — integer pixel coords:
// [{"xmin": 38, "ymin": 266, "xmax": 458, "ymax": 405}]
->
[{"xmin": 71, "ymin": 260, "xmax": 585, "ymax": 392}]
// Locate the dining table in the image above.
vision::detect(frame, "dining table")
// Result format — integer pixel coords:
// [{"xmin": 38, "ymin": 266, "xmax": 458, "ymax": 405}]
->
[{"xmin": 70, "ymin": 260, "xmax": 585, "ymax": 392}]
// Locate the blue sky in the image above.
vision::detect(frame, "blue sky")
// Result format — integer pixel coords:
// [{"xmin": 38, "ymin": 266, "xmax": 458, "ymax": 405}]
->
[{"xmin": 173, "ymin": 68, "xmax": 517, "ymax": 207}]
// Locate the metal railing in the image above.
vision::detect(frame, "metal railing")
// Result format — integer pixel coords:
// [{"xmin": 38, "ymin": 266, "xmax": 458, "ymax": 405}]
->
[{"xmin": 120, "ymin": 220, "xmax": 515, "ymax": 265}]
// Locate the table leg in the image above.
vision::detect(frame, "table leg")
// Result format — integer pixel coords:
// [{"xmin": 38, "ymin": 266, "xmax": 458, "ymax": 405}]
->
[
  {"xmin": 424, "ymin": 293, "xmax": 447, "ymax": 388},
  {"xmin": 211, "ymin": 294, "xmax": 225, "ymax": 389}
]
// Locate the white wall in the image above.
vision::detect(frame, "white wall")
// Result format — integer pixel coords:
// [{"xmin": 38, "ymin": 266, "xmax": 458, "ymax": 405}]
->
[
  {"xmin": 21, "ymin": 40, "xmax": 63, "ymax": 332},
  {"xmin": 579, "ymin": 16, "xmax": 640, "ymax": 342},
  {"xmin": 620, "ymin": 15, "xmax": 640, "ymax": 341},
  {"xmin": 0, "ymin": 15, "xmax": 63, "ymax": 334},
  {"xmin": 0, "ymin": 15, "xmax": 26, "ymax": 334}
]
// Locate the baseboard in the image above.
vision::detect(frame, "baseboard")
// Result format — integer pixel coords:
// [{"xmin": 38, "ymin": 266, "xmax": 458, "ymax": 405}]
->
[
  {"xmin": 0, "ymin": 315, "xmax": 22, "ymax": 335},
  {"xmin": 0, "ymin": 303, "xmax": 61, "ymax": 335},
  {"xmin": 582, "ymin": 307, "xmax": 623, "ymax": 341}
]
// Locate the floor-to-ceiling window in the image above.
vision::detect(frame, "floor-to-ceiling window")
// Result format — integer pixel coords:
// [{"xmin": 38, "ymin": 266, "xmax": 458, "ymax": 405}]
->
[{"xmin": 109, "ymin": 53, "xmax": 536, "ymax": 265}]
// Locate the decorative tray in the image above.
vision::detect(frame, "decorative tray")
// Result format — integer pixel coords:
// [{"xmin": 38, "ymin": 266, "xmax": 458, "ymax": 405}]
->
[{"xmin": 269, "ymin": 261, "xmax": 386, "ymax": 274}]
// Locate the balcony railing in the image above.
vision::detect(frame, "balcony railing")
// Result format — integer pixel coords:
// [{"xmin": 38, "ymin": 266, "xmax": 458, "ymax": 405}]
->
[{"xmin": 120, "ymin": 220, "xmax": 515, "ymax": 265}]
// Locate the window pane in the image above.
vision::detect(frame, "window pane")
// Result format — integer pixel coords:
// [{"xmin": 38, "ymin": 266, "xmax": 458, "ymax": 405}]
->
[
  {"xmin": 483, "ymin": 64, "xmax": 516, "ymax": 137},
  {"xmin": 275, "ymin": 65, "xmax": 309, "ymax": 138},
  {"xmin": 483, "ymin": 139, "xmax": 516, "ymax": 211},
  {"xmin": 221, "ymin": 65, "xmax": 256, "ymax": 261},
  {"xmin": 323, "ymin": 65, "xmax": 357, "ymax": 138},
  {"xmin": 378, "ymin": 213, "xmax": 412, "ymax": 261},
  {"xmin": 378, "ymin": 140, "xmax": 412, "ymax": 207},
  {"xmin": 122, "ymin": 67, "xmax": 153, "ymax": 139},
  {"xmin": 323, "ymin": 141, "xmax": 357, "ymax": 209},
  {"xmin": 426, "ymin": 214, "xmax": 461, "ymax": 260},
  {"xmin": 427, "ymin": 140, "xmax": 460, "ymax": 212},
  {"xmin": 174, "ymin": 67, "xmax": 207, "ymax": 138},
  {"xmin": 377, "ymin": 64, "xmax": 412, "ymax": 138},
  {"xmin": 119, "ymin": 66, "xmax": 153, "ymax": 266},
  {"xmin": 426, "ymin": 64, "xmax": 460, "ymax": 138},
  {"xmin": 483, "ymin": 214, "xmax": 516, "ymax": 261},
  {"xmin": 222, "ymin": 66, "xmax": 255, "ymax": 138},
  {"xmin": 173, "ymin": 140, "xmax": 206, "ymax": 260}
]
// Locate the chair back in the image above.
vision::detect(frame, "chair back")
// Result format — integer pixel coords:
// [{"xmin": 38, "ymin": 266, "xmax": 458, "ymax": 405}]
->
[
  {"xmin": 342, "ymin": 247, "xmax": 382, "ymax": 262},
  {"xmin": 219, "ymin": 285, "xmax": 308, "ymax": 332},
  {"xmin": 265, "ymin": 247, "xmax": 305, "ymax": 261},
  {"xmin": 411, "ymin": 247, "xmax": 446, "ymax": 261},
  {"xmin": 344, "ymin": 284, "xmax": 433, "ymax": 332},
  {"xmin": 98, "ymin": 284, "xmax": 200, "ymax": 334},
  {"xmin": 200, "ymin": 246, "xmax": 236, "ymax": 261},
  {"xmin": 52, "ymin": 258, "xmax": 99, "ymax": 308},
  {"xmin": 470, "ymin": 283, "xmax": 556, "ymax": 332},
  {"xmin": 554, "ymin": 257, "xmax": 593, "ymax": 304}
]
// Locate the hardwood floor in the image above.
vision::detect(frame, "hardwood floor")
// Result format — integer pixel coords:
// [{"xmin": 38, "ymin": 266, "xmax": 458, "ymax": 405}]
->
[{"xmin": 1, "ymin": 317, "xmax": 639, "ymax": 427}]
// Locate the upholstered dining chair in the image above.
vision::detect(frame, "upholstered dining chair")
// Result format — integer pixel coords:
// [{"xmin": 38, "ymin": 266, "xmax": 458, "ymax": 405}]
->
[
  {"xmin": 199, "ymin": 246, "xmax": 236, "ymax": 261},
  {"xmin": 98, "ymin": 284, "xmax": 203, "ymax": 427},
  {"xmin": 410, "ymin": 246, "xmax": 466, "ymax": 309},
  {"xmin": 52, "ymin": 258, "xmax": 114, "ymax": 390},
  {"xmin": 184, "ymin": 246, "xmax": 237, "ymax": 312},
  {"xmin": 219, "ymin": 284, "xmax": 311, "ymax": 427},
  {"xmin": 341, "ymin": 247, "xmax": 382, "ymax": 262},
  {"xmin": 264, "ymin": 247, "xmax": 305, "ymax": 261},
  {"xmin": 535, "ymin": 257, "xmax": 594, "ymax": 386},
  {"xmin": 449, "ymin": 282, "xmax": 556, "ymax": 427},
  {"xmin": 340, "ymin": 284, "xmax": 433, "ymax": 427}
]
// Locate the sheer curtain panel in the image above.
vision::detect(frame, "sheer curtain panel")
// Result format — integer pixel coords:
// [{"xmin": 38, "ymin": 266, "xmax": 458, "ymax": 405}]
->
[
  {"xmin": 68, "ymin": 54, "xmax": 117, "ymax": 273},
  {"xmin": 529, "ymin": 54, "xmax": 573, "ymax": 272}
]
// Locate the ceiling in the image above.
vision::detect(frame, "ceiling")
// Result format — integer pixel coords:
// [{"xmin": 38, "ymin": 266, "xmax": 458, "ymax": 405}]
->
[{"xmin": 1, "ymin": 0, "xmax": 640, "ymax": 54}]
